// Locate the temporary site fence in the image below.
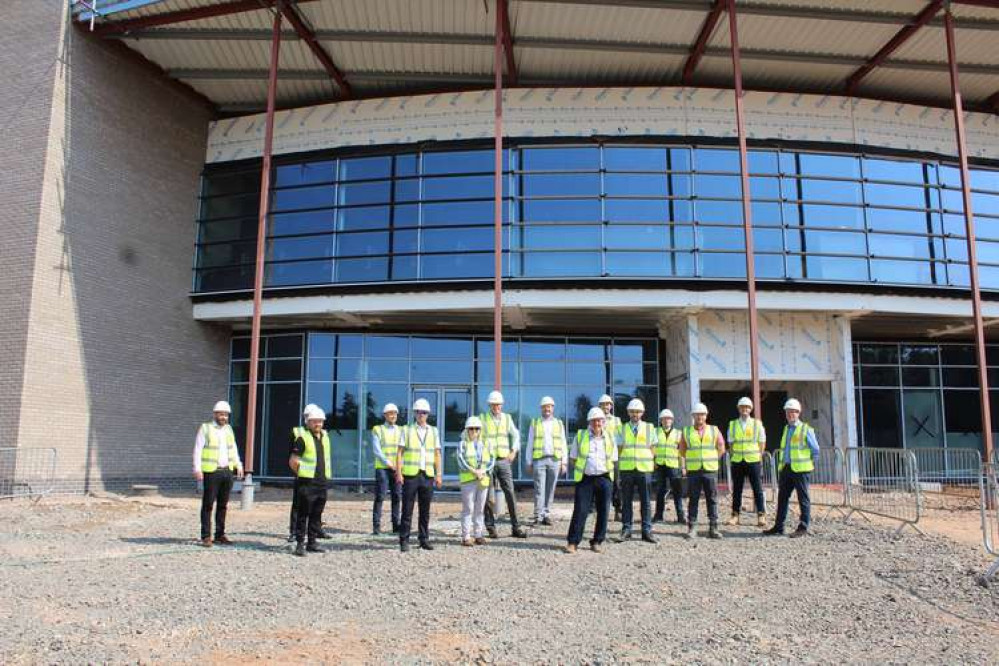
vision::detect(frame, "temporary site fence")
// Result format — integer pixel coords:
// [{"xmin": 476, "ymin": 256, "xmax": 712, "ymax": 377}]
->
[
  {"xmin": 909, "ymin": 447, "xmax": 984, "ymax": 506},
  {"xmin": 0, "ymin": 447, "xmax": 57, "ymax": 501},
  {"xmin": 982, "ymin": 466, "xmax": 999, "ymax": 583}
]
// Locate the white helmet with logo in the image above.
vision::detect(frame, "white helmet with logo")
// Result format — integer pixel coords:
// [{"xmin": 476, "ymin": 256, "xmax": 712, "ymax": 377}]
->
[
  {"xmin": 598, "ymin": 394, "xmax": 614, "ymax": 405},
  {"xmin": 540, "ymin": 396, "xmax": 555, "ymax": 407},
  {"xmin": 464, "ymin": 416, "xmax": 483, "ymax": 429},
  {"xmin": 737, "ymin": 397, "xmax": 753, "ymax": 409},
  {"xmin": 587, "ymin": 407, "xmax": 607, "ymax": 422},
  {"xmin": 302, "ymin": 403, "xmax": 320, "ymax": 418},
  {"xmin": 212, "ymin": 401, "xmax": 232, "ymax": 414},
  {"xmin": 304, "ymin": 405, "xmax": 326, "ymax": 422},
  {"xmin": 784, "ymin": 398, "xmax": 802, "ymax": 412},
  {"xmin": 487, "ymin": 390, "xmax": 505, "ymax": 405},
  {"xmin": 412, "ymin": 398, "xmax": 432, "ymax": 413},
  {"xmin": 627, "ymin": 398, "xmax": 645, "ymax": 413},
  {"xmin": 382, "ymin": 403, "xmax": 399, "ymax": 414},
  {"xmin": 659, "ymin": 409, "xmax": 674, "ymax": 420},
  {"xmin": 691, "ymin": 402, "xmax": 709, "ymax": 415}
]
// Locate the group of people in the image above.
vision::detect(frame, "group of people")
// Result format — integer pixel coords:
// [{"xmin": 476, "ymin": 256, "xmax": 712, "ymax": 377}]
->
[{"xmin": 193, "ymin": 391, "xmax": 820, "ymax": 555}]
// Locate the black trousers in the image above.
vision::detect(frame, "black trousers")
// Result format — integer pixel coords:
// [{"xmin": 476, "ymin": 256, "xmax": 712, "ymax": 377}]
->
[
  {"xmin": 484, "ymin": 459, "xmax": 520, "ymax": 531},
  {"xmin": 373, "ymin": 467, "xmax": 402, "ymax": 532},
  {"xmin": 400, "ymin": 472, "xmax": 434, "ymax": 544},
  {"xmin": 619, "ymin": 470, "xmax": 653, "ymax": 535},
  {"xmin": 774, "ymin": 469, "xmax": 812, "ymax": 531},
  {"xmin": 294, "ymin": 480, "xmax": 328, "ymax": 545},
  {"xmin": 200, "ymin": 468, "xmax": 233, "ymax": 540},
  {"xmin": 567, "ymin": 474, "xmax": 612, "ymax": 546},
  {"xmin": 654, "ymin": 465, "xmax": 685, "ymax": 520},
  {"xmin": 686, "ymin": 470, "xmax": 719, "ymax": 525},
  {"xmin": 731, "ymin": 460, "xmax": 766, "ymax": 514},
  {"xmin": 288, "ymin": 476, "xmax": 301, "ymax": 535}
]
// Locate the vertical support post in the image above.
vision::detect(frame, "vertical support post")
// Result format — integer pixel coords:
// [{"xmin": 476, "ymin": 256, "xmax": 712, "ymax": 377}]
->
[
  {"xmin": 492, "ymin": 0, "xmax": 504, "ymax": 391},
  {"xmin": 243, "ymin": 4, "xmax": 283, "ymax": 509},
  {"xmin": 726, "ymin": 0, "xmax": 762, "ymax": 412},
  {"xmin": 944, "ymin": 4, "xmax": 994, "ymax": 471}
]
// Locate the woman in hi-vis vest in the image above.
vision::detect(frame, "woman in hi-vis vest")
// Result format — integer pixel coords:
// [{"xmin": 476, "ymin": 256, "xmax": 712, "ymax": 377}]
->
[{"xmin": 456, "ymin": 416, "xmax": 494, "ymax": 546}]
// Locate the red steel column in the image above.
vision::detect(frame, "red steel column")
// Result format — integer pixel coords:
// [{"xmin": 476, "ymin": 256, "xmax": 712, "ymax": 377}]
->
[
  {"xmin": 245, "ymin": 6, "xmax": 283, "ymax": 484},
  {"xmin": 944, "ymin": 5, "xmax": 994, "ymax": 467},
  {"xmin": 726, "ymin": 0, "xmax": 762, "ymax": 412},
  {"xmin": 492, "ymin": 0, "xmax": 505, "ymax": 391}
]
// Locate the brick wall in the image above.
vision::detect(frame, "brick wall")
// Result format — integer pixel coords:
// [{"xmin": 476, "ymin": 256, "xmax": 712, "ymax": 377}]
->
[{"xmin": 12, "ymin": 5, "xmax": 229, "ymax": 493}]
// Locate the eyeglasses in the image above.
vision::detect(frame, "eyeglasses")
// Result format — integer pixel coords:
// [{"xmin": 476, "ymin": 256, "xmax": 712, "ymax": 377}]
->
[
  {"xmin": 415, "ymin": 410, "xmax": 429, "ymax": 415},
  {"xmin": 467, "ymin": 426, "xmax": 481, "ymax": 431}
]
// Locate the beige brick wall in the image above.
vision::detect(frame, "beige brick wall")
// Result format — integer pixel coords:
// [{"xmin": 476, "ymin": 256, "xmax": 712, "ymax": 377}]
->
[{"xmin": 10, "ymin": 4, "xmax": 229, "ymax": 492}]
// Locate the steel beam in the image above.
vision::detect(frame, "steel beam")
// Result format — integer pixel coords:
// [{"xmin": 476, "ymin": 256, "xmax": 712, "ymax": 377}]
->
[
  {"xmin": 279, "ymin": 1, "xmax": 352, "ymax": 97},
  {"xmin": 91, "ymin": 0, "xmax": 318, "ymax": 36},
  {"xmin": 943, "ymin": 6, "xmax": 995, "ymax": 471},
  {"xmin": 493, "ymin": 0, "xmax": 505, "ymax": 391},
  {"xmin": 845, "ymin": 0, "xmax": 944, "ymax": 95},
  {"xmin": 682, "ymin": 0, "xmax": 724, "ymax": 85},
  {"xmin": 498, "ymin": 0, "xmax": 517, "ymax": 85}
]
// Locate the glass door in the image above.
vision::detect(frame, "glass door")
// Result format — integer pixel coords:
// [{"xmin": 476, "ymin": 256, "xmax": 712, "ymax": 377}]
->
[{"xmin": 411, "ymin": 386, "xmax": 472, "ymax": 481}]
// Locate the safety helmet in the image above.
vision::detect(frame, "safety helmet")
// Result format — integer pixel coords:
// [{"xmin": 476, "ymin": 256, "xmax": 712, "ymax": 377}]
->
[
  {"xmin": 303, "ymin": 405, "xmax": 326, "ymax": 422},
  {"xmin": 302, "ymin": 403, "xmax": 320, "ymax": 418},
  {"xmin": 626, "ymin": 398, "xmax": 645, "ymax": 413},
  {"xmin": 540, "ymin": 396, "xmax": 555, "ymax": 407},
  {"xmin": 412, "ymin": 398, "xmax": 432, "ymax": 413},
  {"xmin": 587, "ymin": 407, "xmax": 607, "ymax": 422},
  {"xmin": 212, "ymin": 401, "xmax": 232, "ymax": 414},
  {"xmin": 598, "ymin": 394, "xmax": 614, "ymax": 405},
  {"xmin": 691, "ymin": 402, "xmax": 709, "ymax": 415},
  {"xmin": 464, "ymin": 416, "xmax": 483, "ymax": 430},
  {"xmin": 784, "ymin": 398, "xmax": 802, "ymax": 412},
  {"xmin": 737, "ymin": 397, "xmax": 753, "ymax": 409},
  {"xmin": 659, "ymin": 409, "xmax": 674, "ymax": 420},
  {"xmin": 487, "ymin": 390, "xmax": 505, "ymax": 405},
  {"xmin": 382, "ymin": 403, "xmax": 399, "ymax": 414}
]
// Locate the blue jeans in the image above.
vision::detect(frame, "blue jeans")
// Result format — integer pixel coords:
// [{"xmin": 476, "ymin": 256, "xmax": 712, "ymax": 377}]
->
[
  {"xmin": 619, "ymin": 470, "xmax": 652, "ymax": 535},
  {"xmin": 567, "ymin": 474, "xmax": 612, "ymax": 546},
  {"xmin": 774, "ymin": 469, "xmax": 811, "ymax": 531},
  {"xmin": 373, "ymin": 467, "xmax": 401, "ymax": 532}
]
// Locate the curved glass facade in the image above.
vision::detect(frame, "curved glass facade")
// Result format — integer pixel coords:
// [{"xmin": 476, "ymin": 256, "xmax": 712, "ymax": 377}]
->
[{"xmin": 195, "ymin": 141, "xmax": 999, "ymax": 293}]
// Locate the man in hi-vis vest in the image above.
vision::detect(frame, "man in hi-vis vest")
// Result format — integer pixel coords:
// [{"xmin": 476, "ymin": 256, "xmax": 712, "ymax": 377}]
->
[
  {"xmin": 616, "ymin": 398, "xmax": 658, "ymax": 544},
  {"xmin": 726, "ymin": 396, "xmax": 767, "ymax": 527},
  {"xmin": 395, "ymin": 398, "xmax": 443, "ymax": 552},
  {"xmin": 289, "ymin": 404, "xmax": 332, "ymax": 557},
  {"xmin": 765, "ymin": 398, "xmax": 820, "ymax": 538},
  {"xmin": 679, "ymin": 402, "xmax": 726, "ymax": 540},
  {"xmin": 481, "ymin": 391, "xmax": 528, "ymax": 539},
  {"xmin": 653, "ymin": 408, "xmax": 685, "ymax": 524},
  {"xmin": 526, "ymin": 396, "xmax": 567, "ymax": 526},
  {"xmin": 288, "ymin": 404, "xmax": 332, "ymax": 543},
  {"xmin": 597, "ymin": 394, "xmax": 624, "ymax": 521},
  {"xmin": 371, "ymin": 402, "xmax": 403, "ymax": 535},
  {"xmin": 193, "ymin": 400, "xmax": 243, "ymax": 548},
  {"xmin": 564, "ymin": 407, "xmax": 618, "ymax": 554}
]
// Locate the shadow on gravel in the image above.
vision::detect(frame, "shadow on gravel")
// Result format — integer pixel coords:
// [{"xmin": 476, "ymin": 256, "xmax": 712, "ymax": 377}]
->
[
  {"xmin": 874, "ymin": 573, "xmax": 995, "ymax": 628},
  {"xmin": 119, "ymin": 536, "xmax": 200, "ymax": 546}
]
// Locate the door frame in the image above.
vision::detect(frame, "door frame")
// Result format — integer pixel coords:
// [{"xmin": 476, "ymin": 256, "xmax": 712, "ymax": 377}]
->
[{"xmin": 411, "ymin": 384, "xmax": 473, "ymax": 481}]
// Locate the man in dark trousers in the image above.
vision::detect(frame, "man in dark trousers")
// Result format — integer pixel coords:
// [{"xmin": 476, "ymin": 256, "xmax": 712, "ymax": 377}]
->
[
  {"xmin": 289, "ymin": 404, "xmax": 332, "ymax": 557},
  {"xmin": 564, "ymin": 407, "xmax": 618, "ymax": 554},
  {"xmin": 395, "ymin": 398, "xmax": 443, "ymax": 552},
  {"xmin": 765, "ymin": 398, "xmax": 820, "ymax": 538},
  {"xmin": 193, "ymin": 400, "xmax": 243, "ymax": 547},
  {"xmin": 679, "ymin": 402, "xmax": 726, "ymax": 540},
  {"xmin": 288, "ymin": 404, "xmax": 332, "ymax": 543}
]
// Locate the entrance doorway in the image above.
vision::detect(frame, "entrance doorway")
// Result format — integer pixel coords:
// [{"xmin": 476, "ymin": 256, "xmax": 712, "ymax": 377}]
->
[
  {"xmin": 410, "ymin": 385, "xmax": 472, "ymax": 480},
  {"xmin": 699, "ymin": 388, "xmax": 788, "ymax": 453}
]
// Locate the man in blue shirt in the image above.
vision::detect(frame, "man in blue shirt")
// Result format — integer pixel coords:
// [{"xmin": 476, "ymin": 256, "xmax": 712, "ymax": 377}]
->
[{"xmin": 765, "ymin": 398, "xmax": 821, "ymax": 538}]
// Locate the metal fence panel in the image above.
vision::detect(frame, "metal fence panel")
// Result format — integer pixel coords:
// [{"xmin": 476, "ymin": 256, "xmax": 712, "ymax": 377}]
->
[
  {"xmin": 982, "ymin": 468, "xmax": 999, "ymax": 582},
  {"xmin": 910, "ymin": 447, "xmax": 983, "ymax": 502},
  {"xmin": 0, "ymin": 448, "xmax": 57, "ymax": 500},
  {"xmin": 844, "ymin": 447, "xmax": 921, "ymax": 531}
]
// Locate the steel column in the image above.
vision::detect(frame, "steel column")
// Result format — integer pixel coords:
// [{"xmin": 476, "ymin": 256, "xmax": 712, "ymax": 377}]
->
[
  {"xmin": 493, "ymin": 0, "xmax": 505, "ymax": 391},
  {"xmin": 726, "ymin": 0, "xmax": 761, "ymax": 413},
  {"xmin": 243, "ymin": 5, "xmax": 283, "ymax": 503},
  {"xmin": 943, "ymin": 5, "xmax": 994, "ymax": 469}
]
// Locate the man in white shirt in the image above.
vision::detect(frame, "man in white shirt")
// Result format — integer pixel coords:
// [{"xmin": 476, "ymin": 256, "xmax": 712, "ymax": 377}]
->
[
  {"xmin": 193, "ymin": 400, "xmax": 243, "ymax": 547},
  {"xmin": 564, "ymin": 407, "xmax": 619, "ymax": 554},
  {"xmin": 526, "ymin": 396, "xmax": 567, "ymax": 526}
]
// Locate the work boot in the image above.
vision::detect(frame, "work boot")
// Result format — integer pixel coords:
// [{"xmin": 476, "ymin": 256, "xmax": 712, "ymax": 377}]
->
[
  {"xmin": 511, "ymin": 528, "xmax": 528, "ymax": 539},
  {"xmin": 641, "ymin": 532, "xmax": 658, "ymax": 544},
  {"xmin": 726, "ymin": 514, "xmax": 740, "ymax": 526},
  {"xmin": 400, "ymin": 541, "xmax": 410, "ymax": 552},
  {"xmin": 461, "ymin": 538, "xmax": 474, "ymax": 547},
  {"xmin": 684, "ymin": 525, "xmax": 697, "ymax": 540},
  {"xmin": 708, "ymin": 524, "xmax": 723, "ymax": 540},
  {"xmin": 306, "ymin": 542, "xmax": 325, "ymax": 553},
  {"xmin": 762, "ymin": 526, "xmax": 784, "ymax": 536},
  {"xmin": 199, "ymin": 537, "xmax": 213, "ymax": 548},
  {"xmin": 316, "ymin": 530, "xmax": 332, "ymax": 540},
  {"xmin": 541, "ymin": 516, "xmax": 554, "ymax": 526},
  {"xmin": 487, "ymin": 527, "xmax": 499, "ymax": 539},
  {"xmin": 564, "ymin": 543, "xmax": 577, "ymax": 554},
  {"xmin": 215, "ymin": 535, "xmax": 234, "ymax": 546},
  {"xmin": 616, "ymin": 530, "xmax": 632, "ymax": 543},
  {"xmin": 294, "ymin": 542, "xmax": 306, "ymax": 557},
  {"xmin": 789, "ymin": 526, "xmax": 809, "ymax": 539},
  {"xmin": 591, "ymin": 542, "xmax": 604, "ymax": 553},
  {"xmin": 372, "ymin": 527, "xmax": 381, "ymax": 536},
  {"xmin": 419, "ymin": 541, "xmax": 434, "ymax": 551},
  {"xmin": 474, "ymin": 537, "xmax": 487, "ymax": 545},
  {"xmin": 286, "ymin": 534, "xmax": 296, "ymax": 543},
  {"xmin": 757, "ymin": 513, "xmax": 767, "ymax": 527}
]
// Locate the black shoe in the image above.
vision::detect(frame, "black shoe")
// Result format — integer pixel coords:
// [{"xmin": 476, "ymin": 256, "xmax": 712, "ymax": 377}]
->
[
  {"xmin": 400, "ymin": 541, "xmax": 410, "ymax": 552},
  {"xmin": 511, "ymin": 528, "xmax": 528, "ymax": 539},
  {"xmin": 306, "ymin": 543, "xmax": 325, "ymax": 553},
  {"xmin": 707, "ymin": 525, "xmax": 723, "ymax": 540},
  {"xmin": 373, "ymin": 528, "xmax": 381, "ymax": 536},
  {"xmin": 294, "ymin": 543, "xmax": 306, "ymax": 557},
  {"xmin": 763, "ymin": 526, "xmax": 785, "ymax": 536},
  {"xmin": 286, "ymin": 534, "xmax": 296, "ymax": 543},
  {"xmin": 652, "ymin": 515, "xmax": 664, "ymax": 524},
  {"xmin": 675, "ymin": 516, "xmax": 687, "ymax": 525},
  {"xmin": 316, "ymin": 531, "xmax": 332, "ymax": 540},
  {"xmin": 789, "ymin": 527, "xmax": 809, "ymax": 539},
  {"xmin": 419, "ymin": 541, "xmax": 434, "ymax": 551},
  {"xmin": 487, "ymin": 527, "xmax": 499, "ymax": 539},
  {"xmin": 541, "ymin": 517, "xmax": 553, "ymax": 526},
  {"xmin": 616, "ymin": 531, "xmax": 632, "ymax": 543},
  {"xmin": 641, "ymin": 533, "xmax": 658, "ymax": 544},
  {"xmin": 391, "ymin": 525, "xmax": 400, "ymax": 534}
]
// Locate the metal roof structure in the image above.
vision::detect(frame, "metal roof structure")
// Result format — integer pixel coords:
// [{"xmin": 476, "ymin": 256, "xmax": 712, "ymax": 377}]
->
[{"xmin": 74, "ymin": 0, "xmax": 999, "ymax": 116}]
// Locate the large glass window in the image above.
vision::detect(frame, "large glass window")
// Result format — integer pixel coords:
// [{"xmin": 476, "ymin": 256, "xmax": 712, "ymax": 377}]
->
[{"xmin": 195, "ymin": 143, "xmax": 999, "ymax": 293}]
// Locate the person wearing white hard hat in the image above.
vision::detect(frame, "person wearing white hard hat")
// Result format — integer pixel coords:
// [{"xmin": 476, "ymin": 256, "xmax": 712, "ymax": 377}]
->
[
  {"xmin": 288, "ymin": 404, "xmax": 332, "ymax": 543},
  {"xmin": 679, "ymin": 402, "xmax": 726, "ymax": 540},
  {"xmin": 564, "ymin": 407, "xmax": 618, "ymax": 554},
  {"xmin": 395, "ymin": 398, "xmax": 443, "ymax": 552},
  {"xmin": 726, "ymin": 397, "xmax": 768, "ymax": 527},
  {"xmin": 616, "ymin": 398, "xmax": 658, "ymax": 544},
  {"xmin": 653, "ymin": 408, "xmax": 685, "ymax": 525},
  {"xmin": 193, "ymin": 400, "xmax": 243, "ymax": 547},
  {"xmin": 526, "ymin": 396, "xmax": 567, "ymax": 526},
  {"xmin": 289, "ymin": 404, "xmax": 332, "ymax": 557},
  {"xmin": 480, "ymin": 390, "xmax": 528, "ymax": 539},
  {"xmin": 765, "ymin": 398, "xmax": 820, "ymax": 538},
  {"xmin": 597, "ymin": 394, "xmax": 625, "ymax": 521},
  {"xmin": 371, "ymin": 402, "xmax": 403, "ymax": 535},
  {"xmin": 456, "ymin": 416, "xmax": 495, "ymax": 546}
]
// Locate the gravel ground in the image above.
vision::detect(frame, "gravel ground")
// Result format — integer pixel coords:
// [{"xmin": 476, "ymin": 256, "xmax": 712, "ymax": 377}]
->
[{"xmin": 0, "ymin": 489, "xmax": 997, "ymax": 665}]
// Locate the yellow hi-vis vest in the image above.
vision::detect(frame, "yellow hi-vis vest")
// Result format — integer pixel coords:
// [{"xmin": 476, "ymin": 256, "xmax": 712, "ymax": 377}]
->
[
  {"xmin": 683, "ymin": 425, "xmax": 720, "ymax": 472},
  {"xmin": 200, "ymin": 422, "xmax": 238, "ymax": 473},
  {"xmin": 401, "ymin": 425, "xmax": 439, "ymax": 478},
  {"xmin": 654, "ymin": 427, "xmax": 681, "ymax": 468},
  {"xmin": 779, "ymin": 422, "xmax": 815, "ymax": 473},
  {"xmin": 727, "ymin": 418, "xmax": 764, "ymax": 464},
  {"xmin": 458, "ymin": 436, "xmax": 492, "ymax": 488},
  {"xmin": 604, "ymin": 414, "xmax": 622, "ymax": 443},
  {"xmin": 481, "ymin": 412, "xmax": 515, "ymax": 458},
  {"xmin": 573, "ymin": 430, "xmax": 616, "ymax": 482},
  {"xmin": 619, "ymin": 421, "xmax": 655, "ymax": 473},
  {"xmin": 292, "ymin": 427, "xmax": 332, "ymax": 480},
  {"xmin": 372, "ymin": 424, "xmax": 401, "ymax": 470},
  {"xmin": 531, "ymin": 417, "xmax": 566, "ymax": 460}
]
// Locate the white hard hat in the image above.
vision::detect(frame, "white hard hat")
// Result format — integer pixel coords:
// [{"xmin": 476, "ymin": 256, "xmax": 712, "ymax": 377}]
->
[
  {"xmin": 659, "ymin": 409, "xmax": 674, "ymax": 420},
  {"xmin": 412, "ymin": 398, "xmax": 432, "ymax": 413},
  {"xmin": 487, "ymin": 390, "xmax": 505, "ymax": 405},
  {"xmin": 212, "ymin": 401, "xmax": 232, "ymax": 414},
  {"xmin": 598, "ymin": 394, "xmax": 614, "ymax": 405},
  {"xmin": 691, "ymin": 402, "xmax": 709, "ymax": 415},
  {"xmin": 303, "ymin": 403, "xmax": 320, "ymax": 418},
  {"xmin": 784, "ymin": 398, "xmax": 802, "ymax": 412},
  {"xmin": 540, "ymin": 396, "xmax": 555, "ymax": 407},
  {"xmin": 304, "ymin": 405, "xmax": 326, "ymax": 421},
  {"xmin": 382, "ymin": 403, "xmax": 399, "ymax": 414},
  {"xmin": 627, "ymin": 398, "xmax": 645, "ymax": 412},
  {"xmin": 587, "ymin": 407, "xmax": 607, "ymax": 422},
  {"xmin": 737, "ymin": 397, "xmax": 754, "ymax": 409},
  {"xmin": 464, "ymin": 416, "xmax": 483, "ymax": 429}
]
